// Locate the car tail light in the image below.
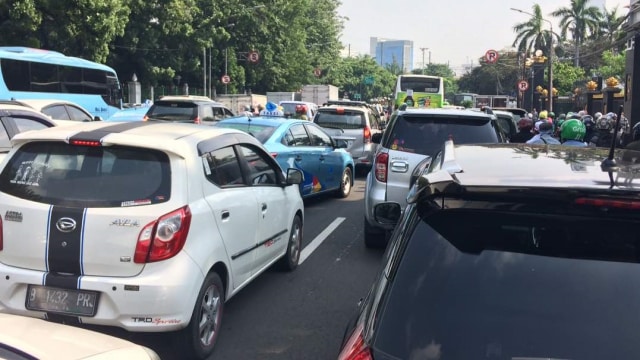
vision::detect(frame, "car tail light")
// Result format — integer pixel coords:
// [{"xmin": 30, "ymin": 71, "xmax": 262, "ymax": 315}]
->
[
  {"xmin": 374, "ymin": 152, "xmax": 388, "ymax": 182},
  {"xmin": 337, "ymin": 324, "xmax": 372, "ymax": 360},
  {"xmin": 363, "ymin": 126, "xmax": 372, "ymax": 144},
  {"xmin": 69, "ymin": 139, "xmax": 101, "ymax": 147},
  {"xmin": 194, "ymin": 116, "xmax": 201, "ymax": 124},
  {"xmin": 134, "ymin": 206, "xmax": 192, "ymax": 263},
  {"xmin": 574, "ymin": 197, "xmax": 640, "ymax": 209}
]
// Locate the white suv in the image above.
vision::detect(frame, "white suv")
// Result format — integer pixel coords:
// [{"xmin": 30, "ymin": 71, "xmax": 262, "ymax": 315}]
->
[{"xmin": 0, "ymin": 121, "xmax": 304, "ymax": 359}]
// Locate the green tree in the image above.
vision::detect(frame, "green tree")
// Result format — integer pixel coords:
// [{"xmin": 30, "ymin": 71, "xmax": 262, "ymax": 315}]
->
[
  {"xmin": 552, "ymin": 61, "xmax": 586, "ymax": 95},
  {"xmin": 551, "ymin": 0, "xmax": 602, "ymax": 67},
  {"xmin": 595, "ymin": 50, "xmax": 626, "ymax": 80},
  {"xmin": 326, "ymin": 55, "xmax": 395, "ymax": 101},
  {"xmin": 457, "ymin": 51, "xmax": 520, "ymax": 96}
]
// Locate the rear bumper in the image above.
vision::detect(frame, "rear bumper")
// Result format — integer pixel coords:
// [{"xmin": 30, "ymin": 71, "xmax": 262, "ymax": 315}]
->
[
  {"xmin": 364, "ymin": 171, "xmax": 388, "ymax": 227},
  {"xmin": 0, "ymin": 252, "xmax": 204, "ymax": 332}
]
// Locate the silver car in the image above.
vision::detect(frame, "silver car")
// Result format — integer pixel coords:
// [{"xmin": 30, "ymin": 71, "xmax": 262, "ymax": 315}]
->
[
  {"xmin": 363, "ymin": 107, "xmax": 504, "ymax": 247},
  {"xmin": 313, "ymin": 100, "xmax": 384, "ymax": 174}
]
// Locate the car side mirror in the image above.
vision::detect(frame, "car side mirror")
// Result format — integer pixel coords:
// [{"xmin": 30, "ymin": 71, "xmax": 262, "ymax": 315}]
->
[
  {"xmin": 333, "ymin": 139, "xmax": 349, "ymax": 149},
  {"xmin": 286, "ymin": 168, "xmax": 304, "ymax": 185},
  {"xmin": 372, "ymin": 133, "xmax": 383, "ymax": 144},
  {"xmin": 373, "ymin": 202, "xmax": 402, "ymax": 227},
  {"xmin": 93, "ymin": 116, "xmax": 103, "ymax": 122}
]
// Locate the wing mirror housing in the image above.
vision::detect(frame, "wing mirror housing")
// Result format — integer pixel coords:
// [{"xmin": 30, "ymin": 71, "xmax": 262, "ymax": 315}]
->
[{"xmin": 286, "ymin": 168, "xmax": 304, "ymax": 185}]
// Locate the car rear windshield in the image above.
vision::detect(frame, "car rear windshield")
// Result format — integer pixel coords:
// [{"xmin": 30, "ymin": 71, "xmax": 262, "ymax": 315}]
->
[
  {"xmin": 215, "ymin": 123, "xmax": 277, "ymax": 144},
  {"xmin": 383, "ymin": 115, "xmax": 499, "ymax": 157},
  {"xmin": 146, "ymin": 102, "xmax": 198, "ymax": 121},
  {"xmin": 314, "ymin": 110, "xmax": 365, "ymax": 129},
  {"xmin": 375, "ymin": 209, "xmax": 640, "ymax": 359},
  {"xmin": 0, "ymin": 142, "xmax": 171, "ymax": 207}
]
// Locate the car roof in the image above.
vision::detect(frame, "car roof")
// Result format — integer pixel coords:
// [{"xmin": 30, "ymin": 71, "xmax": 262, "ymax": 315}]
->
[
  {"xmin": 420, "ymin": 142, "xmax": 640, "ymax": 194},
  {"xmin": 218, "ymin": 116, "xmax": 307, "ymax": 127},
  {"xmin": 156, "ymin": 95, "xmax": 224, "ymax": 104},
  {"xmin": 10, "ymin": 121, "xmax": 257, "ymax": 159},
  {"xmin": 5, "ymin": 99, "xmax": 89, "ymax": 111},
  {"xmin": 397, "ymin": 107, "xmax": 495, "ymax": 119}
]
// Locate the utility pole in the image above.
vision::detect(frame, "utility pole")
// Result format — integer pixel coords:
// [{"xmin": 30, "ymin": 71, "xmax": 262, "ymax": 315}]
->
[{"xmin": 420, "ymin": 47, "xmax": 429, "ymax": 74}]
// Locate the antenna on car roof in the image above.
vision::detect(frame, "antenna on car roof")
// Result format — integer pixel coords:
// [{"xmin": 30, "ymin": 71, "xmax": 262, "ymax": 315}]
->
[{"xmin": 600, "ymin": 104, "xmax": 624, "ymax": 174}]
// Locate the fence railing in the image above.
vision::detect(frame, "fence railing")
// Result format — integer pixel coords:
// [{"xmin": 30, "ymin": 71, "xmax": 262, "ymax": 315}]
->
[{"xmin": 123, "ymin": 85, "xmax": 207, "ymax": 104}]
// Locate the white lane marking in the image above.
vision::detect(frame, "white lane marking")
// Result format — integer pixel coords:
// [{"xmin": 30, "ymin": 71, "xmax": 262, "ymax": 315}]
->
[{"xmin": 299, "ymin": 217, "xmax": 346, "ymax": 264}]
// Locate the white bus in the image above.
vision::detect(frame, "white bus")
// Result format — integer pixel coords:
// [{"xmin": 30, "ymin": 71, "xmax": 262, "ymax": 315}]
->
[
  {"xmin": 0, "ymin": 47, "xmax": 123, "ymax": 119},
  {"xmin": 393, "ymin": 74, "xmax": 444, "ymax": 109}
]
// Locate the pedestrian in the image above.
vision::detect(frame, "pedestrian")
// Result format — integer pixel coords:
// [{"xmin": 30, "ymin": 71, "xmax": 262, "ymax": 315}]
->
[{"xmin": 532, "ymin": 108, "xmax": 538, "ymax": 121}]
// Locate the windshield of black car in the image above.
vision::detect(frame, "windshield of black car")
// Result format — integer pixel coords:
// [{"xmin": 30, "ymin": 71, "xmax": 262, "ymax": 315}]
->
[
  {"xmin": 0, "ymin": 142, "xmax": 171, "ymax": 207},
  {"xmin": 383, "ymin": 115, "xmax": 498, "ymax": 157},
  {"xmin": 314, "ymin": 110, "xmax": 365, "ymax": 129},
  {"xmin": 375, "ymin": 209, "xmax": 640, "ymax": 359},
  {"xmin": 215, "ymin": 122, "xmax": 277, "ymax": 144},
  {"xmin": 146, "ymin": 102, "xmax": 197, "ymax": 121}
]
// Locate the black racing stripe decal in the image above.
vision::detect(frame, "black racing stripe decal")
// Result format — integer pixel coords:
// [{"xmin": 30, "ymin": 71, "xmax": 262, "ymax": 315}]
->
[
  {"xmin": 44, "ymin": 206, "xmax": 85, "ymax": 289},
  {"xmin": 231, "ymin": 229, "xmax": 288, "ymax": 260},
  {"xmin": 69, "ymin": 121, "xmax": 153, "ymax": 142}
]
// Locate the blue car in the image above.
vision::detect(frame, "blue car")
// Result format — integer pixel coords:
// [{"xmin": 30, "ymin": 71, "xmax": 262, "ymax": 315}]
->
[{"xmin": 216, "ymin": 116, "xmax": 355, "ymax": 198}]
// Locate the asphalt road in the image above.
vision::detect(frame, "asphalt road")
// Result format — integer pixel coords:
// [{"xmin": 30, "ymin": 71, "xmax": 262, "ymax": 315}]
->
[{"xmin": 94, "ymin": 175, "xmax": 385, "ymax": 359}]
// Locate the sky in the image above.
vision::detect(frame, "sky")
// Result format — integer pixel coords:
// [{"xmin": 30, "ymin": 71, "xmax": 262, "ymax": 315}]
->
[{"xmin": 337, "ymin": 0, "xmax": 630, "ymax": 75}]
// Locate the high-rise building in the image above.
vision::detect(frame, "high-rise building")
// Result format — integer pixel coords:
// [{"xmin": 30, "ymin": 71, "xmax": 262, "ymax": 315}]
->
[{"xmin": 370, "ymin": 37, "xmax": 414, "ymax": 73}]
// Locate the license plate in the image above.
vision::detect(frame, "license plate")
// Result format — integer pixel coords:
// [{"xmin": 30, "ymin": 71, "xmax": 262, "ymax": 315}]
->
[{"xmin": 26, "ymin": 285, "xmax": 99, "ymax": 317}]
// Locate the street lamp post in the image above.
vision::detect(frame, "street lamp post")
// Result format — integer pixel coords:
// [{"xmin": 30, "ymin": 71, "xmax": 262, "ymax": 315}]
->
[
  {"xmin": 510, "ymin": 7, "xmax": 553, "ymax": 112},
  {"xmin": 420, "ymin": 47, "xmax": 429, "ymax": 74}
]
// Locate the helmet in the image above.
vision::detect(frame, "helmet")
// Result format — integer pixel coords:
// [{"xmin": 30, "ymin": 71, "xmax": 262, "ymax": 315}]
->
[
  {"xmin": 295, "ymin": 104, "xmax": 307, "ymax": 114},
  {"xmin": 548, "ymin": 112, "xmax": 555, "ymax": 119},
  {"xmin": 594, "ymin": 112, "xmax": 602, "ymax": 120},
  {"xmin": 596, "ymin": 115, "xmax": 612, "ymax": 130},
  {"xmin": 517, "ymin": 117, "xmax": 533, "ymax": 130},
  {"xmin": 527, "ymin": 113, "xmax": 533, "ymax": 119},
  {"xmin": 582, "ymin": 115, "xmax": 595, "ymax": 130},
  {"xmin": 606, "ymin": 112, "xmax": 618, "ymax": 121},
  {"xmin": 569, "ymin": 112, "xmax": 582, "ymax": 120},
  {"xmin": 561, "ymin": 119, "xmax": 586, "ymax": 142},
  {"xmin": 539, "ymin": 110, "xmax": 548, "ymax": 119},
  {"xmin": 558, "ymin": 113, "xmax": 566, "ymax": 120}
]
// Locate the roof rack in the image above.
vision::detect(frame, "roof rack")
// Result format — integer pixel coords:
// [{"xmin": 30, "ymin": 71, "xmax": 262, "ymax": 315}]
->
[
  {"xmin": 324, "ymin": 100, "xmax": 369, "ymax": 107},
  {"xmin": 159, "ymin": 95, "xmax": 215, "ymax": 101}
]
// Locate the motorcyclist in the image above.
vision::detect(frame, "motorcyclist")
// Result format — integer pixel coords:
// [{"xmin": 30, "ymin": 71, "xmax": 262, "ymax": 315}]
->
[
  {"xmin": 527, "ymin": 121, "xmax": 560, "ymax": 145},
  {"xmin": 590, "ymin": 113, "xmax": 615, "ymax": 147},
  {"xmin": 581, "ymin": 115, "xmax": 596, "ymax": 145},
  {"xmin": 294, "ymin": 104, "xmax": 308, "ymax": 120},
  {"xmin": 560, "ymin": 119, "xmax": 587, "ymax": 147},
  {"xmin": 510, "ymin": 117, "xmax": 534, "ymax": 143}
]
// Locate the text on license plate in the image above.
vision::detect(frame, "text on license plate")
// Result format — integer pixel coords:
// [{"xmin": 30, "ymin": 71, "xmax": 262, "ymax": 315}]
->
[{"xmin": 25, "ymin": 285, "xmax": 99, "ymax": 317}]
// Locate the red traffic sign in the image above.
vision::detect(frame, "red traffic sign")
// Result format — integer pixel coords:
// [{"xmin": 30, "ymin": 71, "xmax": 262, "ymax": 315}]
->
[
  {"xmin": 248, "ymin": 50, "xmax": 260, "ymax": 63},
  {"xmin": 221, "ymin": 74, "xmax": 231, "ymax": 84},
  {"xmin": 518, "ymin": 80, "xmax": 529, "ymax": 92},
  {"xmin": 313, "ymin": 68, "xmax": 322, "ymax": 77},
  {"xmin": 485, "ymin": 49, "xmax": 499, "ymax": 64}
]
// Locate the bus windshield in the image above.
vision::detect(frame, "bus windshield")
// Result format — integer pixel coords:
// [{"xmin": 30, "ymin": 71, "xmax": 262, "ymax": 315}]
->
[{"xmin": 0, "ymin": 47, "xmax": 123, "ymax": 120}]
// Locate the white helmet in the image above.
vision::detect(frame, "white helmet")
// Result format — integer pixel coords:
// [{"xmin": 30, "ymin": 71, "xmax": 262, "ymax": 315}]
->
[{"xmin": 594, "ymin": 112, "xmax": 602, "ymax": 119}]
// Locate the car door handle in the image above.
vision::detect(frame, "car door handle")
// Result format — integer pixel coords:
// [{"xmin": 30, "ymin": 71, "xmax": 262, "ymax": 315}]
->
[
  {"xmin": 261, "ymin": 203, "xmax": 267, "ymax": 211},
  {"xmin": 221, "ymin": 210, "xmax": 230, "ymax": 220},
  {"xmin": 390, "ymin": 161, "xmax": 409, "ymax": 173}
]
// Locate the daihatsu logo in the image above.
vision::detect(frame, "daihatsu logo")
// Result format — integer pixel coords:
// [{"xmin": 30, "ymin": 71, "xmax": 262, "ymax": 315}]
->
[{"xmin": 56, "ymin": 217, "xmax": 77, "ymax": 233}]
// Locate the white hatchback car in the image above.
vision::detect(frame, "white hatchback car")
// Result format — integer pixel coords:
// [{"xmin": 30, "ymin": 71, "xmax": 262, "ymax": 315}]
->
[{"xmin": 0, "ymin": 121, "xmax": 304, "ymax": 359}]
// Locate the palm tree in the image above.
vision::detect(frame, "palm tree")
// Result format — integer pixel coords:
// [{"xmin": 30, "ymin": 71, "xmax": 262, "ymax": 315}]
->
[
  {"xmin": 551, "ymin": 0, "xmax": 602, "ymax": 67},
  {"xmin": 512, "ymin": 4, "xmax": 554, "ymax": 58},
  {"xmin": 598, "ymin": 5, "xmax": 627, "ymax": 52}
]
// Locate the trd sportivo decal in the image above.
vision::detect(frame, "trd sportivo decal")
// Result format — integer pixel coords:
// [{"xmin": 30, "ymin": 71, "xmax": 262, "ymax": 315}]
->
[{"xmin": 4, "ymin": 211, "xmax": 22, "ymax": 222}]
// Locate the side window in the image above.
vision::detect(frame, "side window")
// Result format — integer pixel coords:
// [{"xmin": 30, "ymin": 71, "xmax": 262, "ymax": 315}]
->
[
  {"xmin": 201, "ymin": 106, "xmax": 215, "ymax": 122},
  {"xmin": 66, "ymin": 105, "xmax": 93, "ymax": 122},
  {"xmin": 203, "ymin": 146, "xmax": 245, "ymax": 187},
  {"xmin": 42, "ymin": 105, "xmax": 70, "ymax": 120},
  {"xmin": 289, "ymin": 124, "xmax": 311, "ymax": 146},
  {"xmin": 305, "ymin": 124, "xmax": 333, "ymax": 147},
  {"xmin": 212, "ymin": 107, "xmax": 225, "ymax": 121},
  {"xmin": 238, "ymin": 145, "xmax": 279, "ymax": 185},
  {"xmin": 223, "ymin": 108, "xmax": 234, "ymax": 117},
  {"xmin": 12, "ymin": 117, "xmax": 50, "ymax": 133},
  {"xmin": 0, "ymin": 119, "xmax": 11, "ymax": 148},
  {"xmin": 282, "ymin": 129, "xmax": 295, "ymax": 146}
]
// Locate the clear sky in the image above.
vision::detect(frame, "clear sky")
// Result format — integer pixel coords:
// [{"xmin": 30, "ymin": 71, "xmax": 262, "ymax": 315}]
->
[{"xmin": 337, "ymin": 0, "xmax": 629, "ymax": 75}]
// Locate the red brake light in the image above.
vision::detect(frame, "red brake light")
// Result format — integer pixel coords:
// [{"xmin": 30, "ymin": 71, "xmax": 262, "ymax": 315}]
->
[
  {"xmin": 194, "ymin": 116, "xmax": 201, "ymax": 124},
  {"xmin": 69, "ymin": 139, "xmax": 101, "ymax": 147},
  {"xmin": 363, "ymin": 126, "xmax": 371, "ymax": 144},
  {"xmin": 270, "ymin": 152, "xmax": 278, "ymax": 158},
  {"xmin": 336, "ymin": 107, "xmax": 345, "ymax": 114},
  {"xmin": 134, "ymin": 206, "xmax": 192, "ymax": 263},
  {"xmin": 375, "ymin": 152, "xmax": 388, "ymax": 182},
  {"xmin": 337, "ymin": 324, "xmax": 372, "ymax": 360},
  {"xmin": 575, "ymin": 197, "xmax": 640, "ymax": 209}
]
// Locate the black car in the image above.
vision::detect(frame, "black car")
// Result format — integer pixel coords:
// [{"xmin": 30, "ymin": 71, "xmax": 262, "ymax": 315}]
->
[
  {"xmin": 341, "ymin": 141, "xmax": 640, "ymax": 360},
  {"xmin": 144, "ymin": 95, "xmax": 235, "ymax": 124}
]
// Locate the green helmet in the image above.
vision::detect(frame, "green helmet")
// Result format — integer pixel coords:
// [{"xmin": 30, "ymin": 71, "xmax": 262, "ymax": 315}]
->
[
  {"xmin": 561, "ymin": 119, "xmax": 586, "ymax": 142},
  {"xmin": 549, "ymin": 112, "xmax": 555, "ymax": 119}
]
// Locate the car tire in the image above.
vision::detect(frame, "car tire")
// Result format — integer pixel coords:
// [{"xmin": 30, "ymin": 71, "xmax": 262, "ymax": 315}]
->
[
  {"xmin": 364, "ymin": 217, "xmax": 387, "ymax": 249},
  {"xmin": 276, "ymin": 215, "xmax": 302, "ymax": 271},
  {"xmin": 335, "ymin": 167, "xmax": 352, "ymax": 198},
  {"xmin": 180, "ymin": 272, "xmax": 225, "ymax": 360}
]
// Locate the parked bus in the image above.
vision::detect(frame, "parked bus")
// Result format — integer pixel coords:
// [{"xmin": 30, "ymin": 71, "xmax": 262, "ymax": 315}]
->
[
  {"xmin": 393, "ymin": 74, "xmax": 444, "ymax": 108},
  {"xmin": 0, "ymin": 47, "xmax": 122, "ymax": 119}
]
